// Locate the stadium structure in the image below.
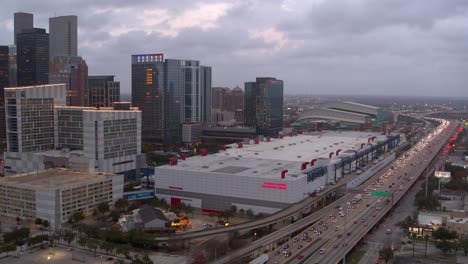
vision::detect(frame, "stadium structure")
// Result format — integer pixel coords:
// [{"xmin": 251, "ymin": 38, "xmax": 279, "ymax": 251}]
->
[{"xmin": 292, "ymin": 101, "xmax": 393, "ymax": 129}]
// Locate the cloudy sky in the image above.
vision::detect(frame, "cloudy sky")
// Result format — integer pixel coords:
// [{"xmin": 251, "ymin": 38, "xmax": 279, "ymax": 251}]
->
[{"xmin": 1, "ymin": 0, "xmax": 468, "ymax": 97}]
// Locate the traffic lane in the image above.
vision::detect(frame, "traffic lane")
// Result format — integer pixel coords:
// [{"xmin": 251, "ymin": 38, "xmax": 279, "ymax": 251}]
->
[
  {"xmin": 296, "ymin": 194, "xmax": 384, "ymax": 263},
  {"xmin": 305, "ymin": 201, "xmax": 387, "ymax": 264}
]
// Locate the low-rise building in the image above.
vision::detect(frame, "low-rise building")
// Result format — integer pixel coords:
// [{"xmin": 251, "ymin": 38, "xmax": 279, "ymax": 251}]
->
[
  {"xmin": 118, "ymin": 206, "xmax": 175, "ymax": 231},
  {"xmin": 0, "ymin": 168, "xmax": 123, "ymax": 230}
]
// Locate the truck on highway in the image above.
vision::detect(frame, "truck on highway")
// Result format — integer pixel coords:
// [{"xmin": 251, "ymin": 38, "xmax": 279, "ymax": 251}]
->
[
  {"xmin": 352, "ymin": 194, "xmax": 362, "ymax": 204},
  {"xmin": 249, "ymin": 254, "xmax": 268, "ymax": 264}
]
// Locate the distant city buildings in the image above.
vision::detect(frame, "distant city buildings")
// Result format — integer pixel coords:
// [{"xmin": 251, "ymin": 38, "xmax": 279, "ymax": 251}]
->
[
  {"xmin": 0, "ymin": 46, "xmax": 9, "ymax": 141},
  {"xmin": 4, "ymin": 84, "xmax": 142, "ymax": 178},
  {"xmin": 17, "ymin": 28, "xmax": 49, "ymax": 86},
  {"xmin": 49, "ymin": 15, "xmax": 78, "ymax": 58},
  {"xmin": 131, "ymin": 54, "xmax": 212, "ymax": 144},
  {"xmin": 245, "ymin": 77, "xmax": 284, "ymax": 137},
  {"xmin": 13, "ymin": 12, "xmax": 33, "ymax": 45},
  {"xmin": 87, "ymin": 75, "xmax": 120, "ymax": 107},
  {"xmin": 49, "ymin": 56, "xmax": 88, "ymax": 106},
  {"xmin": 212, "ymin": 86, "xmax": 244, "ymax": 123}
]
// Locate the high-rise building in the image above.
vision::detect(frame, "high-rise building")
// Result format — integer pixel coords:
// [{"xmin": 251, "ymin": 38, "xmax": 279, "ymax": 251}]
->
[
  {"xmin": 4, "ymin": 84, "xmax": 142, "ymax": 177},
  {"xmin": 212, "ymin": 86, "xmax": 244, "ymax": 111},
  {"xmin": 49, "ymin": 16, "xmax": 78, "ymax": 58},
  {"xmin": 244, "ymin": 77, "xmax": 284, "ymax": 137},
  {"xmin": 88, "ymin": 75, "xmax": 120, "ymax": 107},
  {"xmin": 0, "ymin": 46, "xmax": 9, "ymax": 141},
  {"xmin": 14, "ymin": 12, "xmax": 33, "ymax": 45},
  {"xmin": 201, "ymin": 66, "xmax": 212, "ymax": 123},
  {"xmin": 132, "ymin": 54, "xmax": 212, "ymax": 144},
  {"xmin": 17, "ymin": 28, "xmax": 49, "ymax": 86},
  {"xmin": 49, "ymin": 56, "xmax": 88, "ymax": 106},
  {"xmin": 5, "ymin": 84, "xmax": 66, "ymax": 153},
  {"xmin": 8, "ymin": 46, "xmax": 17, "ymax": 87},
  {"xmin": 212, "ymin": 87, "xmax": 227, "ymax": 110}
]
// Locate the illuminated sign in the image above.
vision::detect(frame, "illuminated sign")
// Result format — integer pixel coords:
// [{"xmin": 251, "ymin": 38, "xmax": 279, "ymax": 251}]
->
[
  {"xmin": 434, "ymin": 171, "xmax": 451, "ymax": 178},
  {"xmin": 145, "ymin": 68, "xmax": 153, "ymax": 85},
  {"xmin": 261, "ymin": 182, "xmax": 287, "ymax": 190},
  {"xmin": 135, "ymin": 53, "xmax": 164, "ymax": 63}
]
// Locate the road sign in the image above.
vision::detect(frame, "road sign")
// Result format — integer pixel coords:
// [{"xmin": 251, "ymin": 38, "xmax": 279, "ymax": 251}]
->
[{"xmin": 371, "ymin": 191, "xmax": 390, "ymax": 197}]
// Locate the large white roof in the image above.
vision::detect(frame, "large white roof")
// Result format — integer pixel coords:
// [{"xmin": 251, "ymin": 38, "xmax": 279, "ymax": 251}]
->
[{"xmin": 157, "ymin": 131, "xmax": 389, "ymax": 180}]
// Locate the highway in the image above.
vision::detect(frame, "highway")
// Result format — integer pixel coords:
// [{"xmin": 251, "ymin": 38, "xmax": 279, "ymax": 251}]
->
[
  {"xmin": 155, "ymin": 182, "xmax": 346, "ymax": 242},
  {"xmin": 213, "ymin": 149, "xmax": 402, "ymax": 264},
  {"xmin": 264, "ymin": 118, "xmax": 458, "ymax": 264}
]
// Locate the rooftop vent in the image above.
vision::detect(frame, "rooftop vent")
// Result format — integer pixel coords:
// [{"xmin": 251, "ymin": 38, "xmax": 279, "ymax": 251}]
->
[{"xmin": 202, "ymin": 166, "xmax": 209, "ymax": 169}]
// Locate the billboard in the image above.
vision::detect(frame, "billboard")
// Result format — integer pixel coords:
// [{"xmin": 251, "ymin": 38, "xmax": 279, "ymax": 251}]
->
[{"xmin": 434, "ymin": 171, "xmax": 451, "ymax": 178}]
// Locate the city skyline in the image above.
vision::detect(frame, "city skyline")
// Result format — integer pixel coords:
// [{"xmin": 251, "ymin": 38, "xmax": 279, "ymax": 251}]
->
[{"xmin": 1, "ymin": 1, "xmax": 468, "ymax": 97}]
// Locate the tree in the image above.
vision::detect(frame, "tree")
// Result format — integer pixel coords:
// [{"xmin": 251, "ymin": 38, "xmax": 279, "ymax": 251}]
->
[
  {"xmin": 35, "ymin": 218, "xmax": 43, "ymax": 226},
  {"xmin": 42, "ymin": 220, "xmax": 50, "ymax": 231},
  {"xmin": 116, "ymin": 244, "xmax": 132, "ymax": 259},
  {"xmin": 246, "ymin": 209, "xmax": 254, "ymax": 218},
  {"xmin": 86, "ymin": 239, "xmax": 98, "ymax": 256},
  {"xmin": 238, "ymin": 208, "xmax": 245, "ymax": 216},
  {"xmin": 78, "ymin": 236, "xmax": 88, "ymax": 249},
  {"xmin": 71, "ymin": 211, "xmax": 85, "ymax": 224},
  {"xmin": 0, "ymin": 243, "xmax": 17, "ymax": 256},
  {"xmin": 97, "ymin": 202, "xmax": 110, "ymax": 216},
  {"xmin": 62, "ymin": 230, "xmax": 76, "ymax": 246},
  {"xmin": 379, "ymin": 247, "xmax": 393, "ymax": 263},
  {"xmin": 115, "ymin": 198, "xmax": 129, "ymax": 211},
  {"xmin": 109, "ymin": 210, "xmax": 121, "ymax": 223},
  {"xmin": 99, "ymin": 241, "xmax": 115, "ymax": 255},
  {"xmin": 434, "ymin": 227, "xmax": 457, "ymax": 240},
  {"xmin": 461, "ymin": 238, "xmax": 468, "ymax": 256},
  {"xmin": 230, "ymin": 205, "xmax": 237, "ymax": 215},
  {"xmin": 436, "ymin": 239, "xmax": 453, "ymax": 255}
]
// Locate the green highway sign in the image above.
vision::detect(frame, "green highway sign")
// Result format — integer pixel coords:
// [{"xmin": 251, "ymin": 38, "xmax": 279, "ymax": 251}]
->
[{"xmin": 371, "ymin": 191, "xmax": 390, "ymax": 197}]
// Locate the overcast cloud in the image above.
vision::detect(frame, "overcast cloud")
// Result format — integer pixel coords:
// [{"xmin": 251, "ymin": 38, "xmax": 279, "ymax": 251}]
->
[{"xmin": 1, "ymin": 0, "xmax": 468, "ymax": 97}]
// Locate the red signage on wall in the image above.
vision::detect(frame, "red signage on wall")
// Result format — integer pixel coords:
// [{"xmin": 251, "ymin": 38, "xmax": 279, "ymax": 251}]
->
[{"xmin": 261, "ymin": 182, "xmax": 287, "ymax": 190}]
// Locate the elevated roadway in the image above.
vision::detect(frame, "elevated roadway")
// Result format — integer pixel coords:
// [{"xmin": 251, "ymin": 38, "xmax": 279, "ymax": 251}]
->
[{"xmin": 214, "ymin": 119, "xmax": 457, "ymax": 264}]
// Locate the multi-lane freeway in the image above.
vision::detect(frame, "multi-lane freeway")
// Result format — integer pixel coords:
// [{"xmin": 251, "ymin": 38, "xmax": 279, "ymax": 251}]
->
[{"xmin": 264, "ymin": 119, "xmax": 458, "ymax": 264}]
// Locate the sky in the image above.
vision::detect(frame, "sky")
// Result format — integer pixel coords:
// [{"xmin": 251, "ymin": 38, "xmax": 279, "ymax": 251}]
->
[{"xmin": 1, "ymin": 0, "xmax": 468, "ymax": 97}]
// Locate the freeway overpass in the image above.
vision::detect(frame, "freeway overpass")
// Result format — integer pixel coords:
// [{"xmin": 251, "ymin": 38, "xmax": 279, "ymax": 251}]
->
[{"xmin": 213, "ymin": 119, "xmax": 458, "ymax": 264}]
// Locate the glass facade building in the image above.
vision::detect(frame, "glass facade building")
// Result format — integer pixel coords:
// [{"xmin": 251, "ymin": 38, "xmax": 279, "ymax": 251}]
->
[
  {"xmin": 244, "ymin": 77, "xmax": 284, "ymax": 137},
  {"xmin": 17, "ymin": 28, "xmax": 49, "ymax": 86}
]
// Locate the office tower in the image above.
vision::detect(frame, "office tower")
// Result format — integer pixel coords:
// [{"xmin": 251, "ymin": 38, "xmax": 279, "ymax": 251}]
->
[
  {"xmin": 4, "ymin": 84, "xmax": 142, "ymax": 177},
  {"xmin": 131, "ymin": 54, "xmax": 165, "ymax": 142},
  {"xmin": 0, "ymin": 46, "xmax": 9, "ymax": 142},
  {"xmin": 17, "ymin": 28, "xmax": 49, "ymax": 86},
  {"xmin": 49, "ymin": 16, "xmax": 78, "ymax": 58},
  {"xmin": 132, "ymin": 54, "xmax": 212, "ymax": 144},
  {"xmin": 8, "ymin": 46, "xmax": 17, "ymax": 87},
  {"xmin": 14, "ymin": 12, "xmax": 33, "ymax": 45},
  {"xmin": 201, "ymin": 66, "xmax": 212, "ymax": 123},
  {"xmin": 244, "ymin": 77, "xmax": 284, "ymax": 137},
  {"xmin": 226, "ymin": 86, "xmax": 244, "ymax": 111},
  {"xmin": 5, "ymin": 84, "xmax": 66, "ymax": 153},
  {"xmin": 49, "ymin": 56, "xmax": 88, "ymax": 106},
  {"xmin": 212, "ymin": 87, "xmax": 227, "ymax": 110},
  {"xmin": 88, "ymin": 75, "xmax": 120, "ymax": 107}
]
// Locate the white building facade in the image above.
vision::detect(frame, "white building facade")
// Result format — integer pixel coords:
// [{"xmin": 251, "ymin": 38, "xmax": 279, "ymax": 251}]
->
[{"xmin": 4, "ymin": 84, "xmax": 142, "ymax": 177}]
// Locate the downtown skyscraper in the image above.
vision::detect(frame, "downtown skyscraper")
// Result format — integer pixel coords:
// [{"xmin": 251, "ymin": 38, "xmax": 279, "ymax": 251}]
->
[
  {"xmin": 49, "ymin": 55, "xmax": 88, "ymax": 106},
  {"xmin": 16, "ymin": 28, "xmax": 49, "ymax": 86},
  {"xmin": 131, "ymin": 54, "xmax": 212, "ymax": 144},
  {"xmin": 49, "ymin": 15, "xmax": 78, "ymax": 58},
  {"xmin": 245, "ymin": 77, "xmax": 284, "ymax": 137}
]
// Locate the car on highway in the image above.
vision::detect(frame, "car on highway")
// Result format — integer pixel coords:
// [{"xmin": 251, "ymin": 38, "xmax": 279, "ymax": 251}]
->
[
  {"xmin": 386, "ymin": 229, "xmax": 391, "ymax": 234},
  {"xmin": 298, "ymin": 244, "xmax": 303, "ymax": 249},
  {"xmin": 337, "ymin": 234, "xmax": 342, "ymax": 238},
  {"xmin": 319, "ymin": 248, "xmax": 325, "ymax": 254},
  {"xmin": 284, "ymin": 251, "xmax": 292, "ymax": 257},
  {"xmin": 297, "ymin": 255, "xmax": 304, "ymax": 259},
  {"xmin": 283, "ymin": 244, "xmax": 289, "ymax": 250}
]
